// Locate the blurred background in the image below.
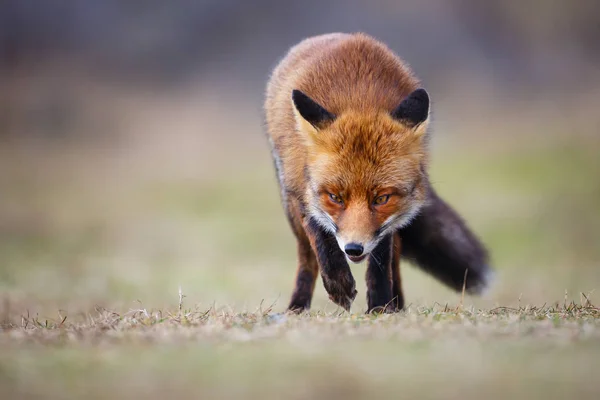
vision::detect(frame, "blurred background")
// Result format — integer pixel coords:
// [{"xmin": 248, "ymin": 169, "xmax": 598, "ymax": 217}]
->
[{"xmin": 1, "ymin": 0, "xmax": 599, "ymax": 315}]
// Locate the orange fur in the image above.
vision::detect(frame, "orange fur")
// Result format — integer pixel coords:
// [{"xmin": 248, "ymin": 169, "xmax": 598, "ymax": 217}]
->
[
  {"xmin": 266, "ymin": 32, "xmax": 427, "ymax": 244},
  {"xmin": 265, "ymin": 33, "xmax": 431, "ymax": 311}
]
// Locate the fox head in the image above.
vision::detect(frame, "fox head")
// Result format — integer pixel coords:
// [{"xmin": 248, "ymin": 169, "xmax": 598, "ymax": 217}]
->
[{"xmin": 292, "ymin": 88, "xmax": 430, "ymax": 263}]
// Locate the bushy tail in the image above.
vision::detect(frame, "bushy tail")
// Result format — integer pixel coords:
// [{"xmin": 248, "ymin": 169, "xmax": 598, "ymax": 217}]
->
[{"xmin": 399, "ymin": 188, "xmax": 492, "ymax": 294}]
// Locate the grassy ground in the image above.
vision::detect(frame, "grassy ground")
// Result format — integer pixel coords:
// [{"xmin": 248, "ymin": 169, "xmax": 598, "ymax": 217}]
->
[
  {"xmin": 2, "ymin": 302, "xmax": 599, "ymax": 399},
  {"xmin": 1, "ymin": 86, "xmax": 600, "ymax": 399}
]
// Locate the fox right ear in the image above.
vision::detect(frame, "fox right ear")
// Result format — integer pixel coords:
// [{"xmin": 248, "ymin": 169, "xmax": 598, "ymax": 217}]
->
[
  {"xmin": 391, "ymin": 88, "xmax": 430, "ymax": 128},
  {"xmin": 292, "ymin": 90, "xmax": 335, "ymax": 130}
]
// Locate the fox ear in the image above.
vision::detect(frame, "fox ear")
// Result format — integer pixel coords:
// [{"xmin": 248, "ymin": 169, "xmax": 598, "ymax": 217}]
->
[
  {"xmin": 292, "ymin": 90, "xmax": 335, "ymax": 131},
  {"xmin": 391, "ymin": 88, "xmax": 430, "ymax": 128}
]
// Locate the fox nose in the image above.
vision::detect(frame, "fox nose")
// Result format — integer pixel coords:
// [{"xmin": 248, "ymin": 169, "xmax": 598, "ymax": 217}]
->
[{"xmin": 344, "ymin": 243, "xmax": 364, "ymax": 257}]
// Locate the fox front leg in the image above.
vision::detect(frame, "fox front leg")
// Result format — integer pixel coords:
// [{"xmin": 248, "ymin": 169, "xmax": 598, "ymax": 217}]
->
[
  {"xmin": 306, "ymin": 219, "xmax": 357, "ymax": 311},
  {"xmin": 365, "ymin": 234, "xmax": 396, "ymax": 313}
]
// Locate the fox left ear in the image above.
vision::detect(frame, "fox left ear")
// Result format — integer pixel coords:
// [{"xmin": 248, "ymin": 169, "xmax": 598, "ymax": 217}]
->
[
  {"xmin": 292, "ymin": 89, "xmax": 336, "ymax": 131},
  {"xmin": 391, "ymin": 88, "xmax": 430, "ymax": 128}
]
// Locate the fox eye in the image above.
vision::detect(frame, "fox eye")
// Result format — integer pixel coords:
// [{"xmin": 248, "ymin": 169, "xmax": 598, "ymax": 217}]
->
[
  {"xmin": 373, "ymin": 194, "xmax": 390, "ymax": 206},
  {"xmin": 329, "ymin": 193, "xmax": 343, "ymax": 204}
]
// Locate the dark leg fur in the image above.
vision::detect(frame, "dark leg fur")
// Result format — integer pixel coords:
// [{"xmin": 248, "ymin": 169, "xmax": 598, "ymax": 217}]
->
[
  {"xmin": 307, "ymin": 218, "xmax": 357, "ymax": 311},
  {"xmin": 365, "ymin": 234, "xmax": 394, "ymax": 313},
  {"xmin": 287, "ymin": 238, "xmax": 319, "ymax": 312},
  {"xmin": 286, "ymin": 199, "xmax": 319, "ymax": 312},
  {"xmin": 399, "ymin": 188, "xmax": 492, "ymax": 294},
  {"xmin": 391, "ymin": 234, "xmax": 405, "ymax": 311}
]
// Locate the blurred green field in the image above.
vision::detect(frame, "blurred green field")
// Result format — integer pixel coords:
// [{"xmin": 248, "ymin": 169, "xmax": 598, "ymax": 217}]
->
[
  {"xmin": 1, "ymin": 124, "xmax": 598, "ymax": 312},
  {"xmin": 1, "ymin": 87, "xmax": 600, "ymax": 399}
]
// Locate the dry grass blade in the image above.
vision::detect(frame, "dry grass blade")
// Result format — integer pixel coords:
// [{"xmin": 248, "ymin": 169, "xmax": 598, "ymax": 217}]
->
[{"xmin": 460, "ymin": 268, "xmax": 468, "ymax": 310}]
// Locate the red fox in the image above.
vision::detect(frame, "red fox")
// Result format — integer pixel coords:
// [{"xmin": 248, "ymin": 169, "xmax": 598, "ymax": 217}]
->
[{"xmin": 264, "ymin": 33, "xmax": 491, "ymax": 313}]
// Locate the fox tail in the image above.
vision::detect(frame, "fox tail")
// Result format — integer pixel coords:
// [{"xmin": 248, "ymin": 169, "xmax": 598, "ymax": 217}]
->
[{"xmin": 399, "ymin": 188, "xmax": 493, "ymax": 294}]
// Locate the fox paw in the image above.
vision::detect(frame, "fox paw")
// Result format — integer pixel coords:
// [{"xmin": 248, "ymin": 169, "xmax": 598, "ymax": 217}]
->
[
  {"xmin": 323, "ymin": 275, "xmax": 357, "ymax": 311},
  {"xmin": 366, "ymin": 295, "xmax": 404, "ymax": 314}
]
